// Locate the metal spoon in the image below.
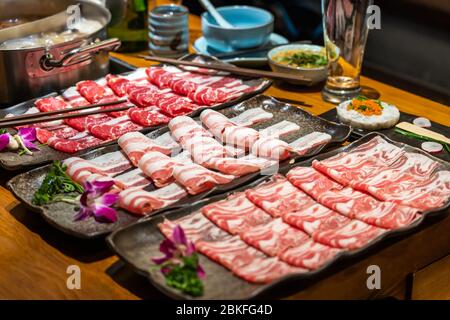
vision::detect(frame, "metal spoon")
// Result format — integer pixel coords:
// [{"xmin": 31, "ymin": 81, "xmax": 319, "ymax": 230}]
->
[{"xmin": 198, "ymin": 0, "xmax": 233, "ymax": 28}]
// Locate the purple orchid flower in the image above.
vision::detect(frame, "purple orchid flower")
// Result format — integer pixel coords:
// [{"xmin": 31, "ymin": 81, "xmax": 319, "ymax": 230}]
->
[
  {"xmin": 152, "ymin": 225, "xmax": 205, "ymax": 279},
  {"xmin": 0, "ymin": 127, "xmax": 39, "ymax": 153},
  {"xmin": 17, "ymin": 127, "xmax": 39, "ymax": 151},
  {"xmin": 75, "ymin": 180, "xmax": 119, "ymax": 223},
  {"xmin": 0, "ymin": 133, "xmax": 9, "ymax": 151}
]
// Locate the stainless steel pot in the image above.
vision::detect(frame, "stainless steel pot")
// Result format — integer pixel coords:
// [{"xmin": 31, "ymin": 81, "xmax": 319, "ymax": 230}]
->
[{"xmin": 0, "ymin": 0, "xmax": 121, "ymax": 106}]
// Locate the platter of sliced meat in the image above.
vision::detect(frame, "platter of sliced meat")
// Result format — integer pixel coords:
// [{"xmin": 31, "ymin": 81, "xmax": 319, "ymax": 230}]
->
[
  {"xmin": 106, "ymin": 133, "xmax": 450, "ymax": 299},
  {"xmin": 6, "ymin": 95, "xmax": 351, "ymax": 238},
  {"xmin": 0, "ymin": 54, "xmax": 271, "ymax": 171}
]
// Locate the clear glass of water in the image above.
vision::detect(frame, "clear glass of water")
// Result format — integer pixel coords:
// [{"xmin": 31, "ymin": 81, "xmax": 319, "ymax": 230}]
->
[{"xmin": 321, "ymin": 0, "xmax": 373, "ymax": 103}]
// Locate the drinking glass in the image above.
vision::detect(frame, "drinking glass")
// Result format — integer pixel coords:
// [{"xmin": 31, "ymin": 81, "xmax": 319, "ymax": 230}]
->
[{"xmin": 321, "ymin": 0, "xmax": 373, "ymax": 103}]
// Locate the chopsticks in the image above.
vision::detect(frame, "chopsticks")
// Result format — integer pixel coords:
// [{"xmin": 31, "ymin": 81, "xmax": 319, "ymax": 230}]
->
[
  {"xmin": 214, "ymin": 40, "xmax": 313, "ymax": 59},
  {"xmin": 0, "ymin": 98, "xmax": 128, "ymax": 124},
  {"xmin": 0, "ymin": 102, "xmax": 134, "ymax": 129},
  {"xmin": 138, "ymin": 55, "xmax": 313, "ymax": 85}
]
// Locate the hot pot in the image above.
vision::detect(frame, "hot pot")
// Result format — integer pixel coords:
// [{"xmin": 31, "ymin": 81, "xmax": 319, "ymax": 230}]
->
[{"xmin": 0, "ymin": 0, "xmax": 121, "ymax": 106}]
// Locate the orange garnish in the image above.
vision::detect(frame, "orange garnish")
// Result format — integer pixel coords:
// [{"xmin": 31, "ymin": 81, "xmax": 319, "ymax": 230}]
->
[{"xmin": 348, "ymin": 98, "xmax": 383, "ymax": 116}]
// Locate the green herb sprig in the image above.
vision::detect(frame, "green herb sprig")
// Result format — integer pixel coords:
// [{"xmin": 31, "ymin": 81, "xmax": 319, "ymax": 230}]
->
[
  {"xmin": 32, "ymin": 161, "xmax": 84, "ymax": 205},
  {"xmin": 395, "ymin": 128, "xmax": 450, "ymax": 153},
  {"xmin": 164, "ymin": 254, "xmax": 204, "ymax": 297}
]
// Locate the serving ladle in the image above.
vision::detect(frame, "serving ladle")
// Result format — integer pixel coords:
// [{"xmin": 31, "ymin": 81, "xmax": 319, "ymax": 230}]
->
[{"xmin": 198, "ymin": 0, "xmax": 233, "ymax": 28}]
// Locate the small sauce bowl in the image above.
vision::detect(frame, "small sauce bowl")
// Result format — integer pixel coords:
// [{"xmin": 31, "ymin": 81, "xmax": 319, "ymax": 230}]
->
[
  {"xmin": 268, "ymin": 44, "xmax": 328, "ymax": 85},
  {"xmin": 201, "ymin": 6, "xmax": 274, "ymax": 53}
]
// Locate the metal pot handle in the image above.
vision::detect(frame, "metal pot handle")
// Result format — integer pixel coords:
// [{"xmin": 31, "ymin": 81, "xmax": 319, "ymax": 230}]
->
[{"xmin": 40, "ymin": 38, "xmax": 121, "ymax": 70}]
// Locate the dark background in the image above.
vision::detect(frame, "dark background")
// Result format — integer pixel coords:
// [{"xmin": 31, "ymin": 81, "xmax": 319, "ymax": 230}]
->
[{"xmin": 186, "ymin": 0, "xmax": 450, "ymax": 106}]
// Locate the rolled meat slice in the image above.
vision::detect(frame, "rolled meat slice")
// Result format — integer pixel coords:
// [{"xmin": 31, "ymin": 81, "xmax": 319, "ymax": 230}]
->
[
  {"xmin": 105, "ymin": 74, "xmax": 130, "ymax": 97},
  {"xmin": 168, "ymin": 116, "xmax": 212, "ymax": 146},
  {"xmin": 289, "ymin": 132, "xmax": 332, "ymax": 155},
  {"xmin": 138, "ymin": 151, "xmax": 189, "ymax": 187},
  {"xmin": 127, "ymin": 106, "xmax": 171, "ymax": 127},
  {"xmin": 230, "ymin": 107, "xmax": 273, "ymax": 126},
  {"xmin": 250, "ymin": 137, "xmax": 292, "ymax": 160},
  {"xmin": 45, "ymin": 131, "xmax": 104, "ymax": 154},
  {"xmin": 118, "ymin": 132, "xmax": 172, "ymax": 166},
  {"xmin": 183, "ymin": 136, "xmax": 228, "ymax": 166},
  {"xmin": 172, "ymin": 163, "xmax": 235, "ymax": 195},
  {"xmin": 118, "ymin": 183, "xmax": 188, "ymax": 215},
  {"xmin": 221, "ymin": 126, "xmax": 259, "ymax": 149},
  {"xmin": 76, "ymin": 80, "xmax": 113, "ymax": 104},
  {"xmin": 113, "ymin": 168, "xmax": 152, "ymax": 189},
  {"xmin": 63, "ymin": 151, "xmax": 131, "ymax": 178},
  {"xmin": 199, "ymin": 109, "xmax": 236, "ymax": 138},
  {"xmin": 204, "ymin": 157, "xmax": 266, "ymax": 176}
]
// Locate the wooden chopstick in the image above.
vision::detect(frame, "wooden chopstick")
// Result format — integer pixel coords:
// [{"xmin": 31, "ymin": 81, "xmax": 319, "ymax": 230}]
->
[
  {"xmin": 138, "ymin": 55, "xmax": 313, "ymax": 85},
  {"xmin": 0, "ymin": 98, "xmax": 128, "ymax": 124},
  {"xmin": 0, "ymin": 104, "xmax": 134, "ymax": 129}
]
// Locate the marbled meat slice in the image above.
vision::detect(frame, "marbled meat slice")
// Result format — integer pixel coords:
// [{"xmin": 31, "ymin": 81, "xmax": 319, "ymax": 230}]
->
[
  {"xmin": 279, "ymin": 239, "xmax": 342, "ymax": 270},
  {"xmin": 138, "ymin": 151, "xmax": 188, "ymax": 187},
  {"xmin": 232, "ymin": 256, "xmax": 307, "ymax": 284},
  {"xmin": 221, "ymin": 125, "xmax": 259, "ymax": 149},
  {"xmin": 199, "ymin": 109, "xmax": 237, "ymax": 138},
  {"xmin": 286, "ymin": 166, "xmax": 344, "ymax": 200},
  {"xmin": 282, "ymin": 203, "xmax": 351, "ymax": 235},
  {"xmin": 157, "ymin": 93, "xmax": 196, "ymax": 117},
  {"xmin": 158, "ymin": 211, "xmax": 229, "ymax": 243},
  {"xmin": 250, "ymin": 136, "xmax": 292, "ymax": 160},
  {"xmin": 35, "ymin": 127, "xmax": 80, "ymax": 144},
  {"xmin": 195, "ymin": 235, "xmax": 266, "ymax": 271},
  {"xmin": 118, "ymin": 131, "xmax": 172, "ymax": 166},
  {"xmin": 105, "ymin": 74, "xmax": 130, "ymax": 97},
  {"xmin": 46, "ymin": 132, "xmax": 104, "ymax": 153},
  {"xmin": 168, "ymin": 116, "xmax": 212, "ymax": 146},
  {"xmin": 126, "ymin": 82, "xmax": 164, "ymax": 108},
  {"xmin": 351, "ymin": 152, "xmax": 440, "ymax": 193},
  {"xmin": 312, "ymin": 136, "xmax": 404, "ymax": 186},
  {"xmin": 184, "ymin": 136, "xmax": 228, "ymax": 166},
  {"xmin": 316, "ymin": 186, "xmax": 419, "ymax": 229},
  {"xmin": 63, "ymin": 150, "xmax": 131, "ymax": 178},
  {"xmin": 240, "ymin": 218, "xmax": 310, "ymax": 257},
  {"xmin": 34, "ymin": 96, "xmax": 71, "ymax": 112},
  {"xmin": 172, "ymin": 163, "xmax": 234, "ymax": 195},
  {"xmin": 113, "ymin": 168, "xmax": 152, "ymax": 189},
  {"xmin": 229, "ymin": 107, "xmax": 273, "ymax": 126},
  {"xmin": 364, "ymin": 170, "xmax": 450, "ymax": 211},
  {"xmin": 201, "ymin": 192, "xmax": 272, "ymax": 235},
  {"xmin": 118, "ymin": 183, "xmax": 187, "ymax": 215},
  {"xmin": 289, "ymin": 132, "xmax": 332, "ymax": 155},
  {"xmin": 88, "ymin": 115, "xmax": 143, "ymax": 140},
  {"xmin": 245, "ymin": 174, "xmax": 315, "ymax": 217},
  {"xmin": 312, "ymin": 220, "xmax": 386, "ymax": 250},
  {"xmin": 127, "ymin": 106, "xmax": 171, "ymax": 127},
  {"xmin": 76, "ymin": 80, "xmax": 113, "ymax": 103},
  {"xmin": 204, "ymin": 156, "xmax": 270, "ymax": 176}
]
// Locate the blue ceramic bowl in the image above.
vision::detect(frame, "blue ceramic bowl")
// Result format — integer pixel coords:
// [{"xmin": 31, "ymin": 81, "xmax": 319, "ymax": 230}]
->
[{"xmin": 201, "ymin": 6, "xmax": 274, "ymax": 52}]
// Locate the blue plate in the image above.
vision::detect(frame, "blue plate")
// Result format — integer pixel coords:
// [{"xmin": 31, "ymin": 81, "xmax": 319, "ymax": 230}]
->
[{"xmin": 193, "ymin": 33, "xmax": 289, "ymax": 67}]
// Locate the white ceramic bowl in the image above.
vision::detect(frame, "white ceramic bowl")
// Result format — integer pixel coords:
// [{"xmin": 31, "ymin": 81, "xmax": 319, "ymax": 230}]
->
[{"xmin": 268, "ymin": 44, "xmax": 328, "ymax": 85}]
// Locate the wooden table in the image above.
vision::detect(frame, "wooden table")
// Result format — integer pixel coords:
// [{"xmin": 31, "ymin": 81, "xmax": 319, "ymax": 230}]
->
[{"xmin": 0, "ymin": 15, "xmax": 448, "ymax": 300}]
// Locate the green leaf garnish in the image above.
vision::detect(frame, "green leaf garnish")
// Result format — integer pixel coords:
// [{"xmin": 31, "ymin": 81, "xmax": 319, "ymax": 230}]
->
[
  {"xmin": 394, "ymin": 128, "xmax": 450, "ymax": 153},
  {"xmin": 164, "ymin": 254, "xmax": 204, "ymax": 297},
  {"xmin": 32, "ymin": 160, "xmax": 84, "ymax": 205}
]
